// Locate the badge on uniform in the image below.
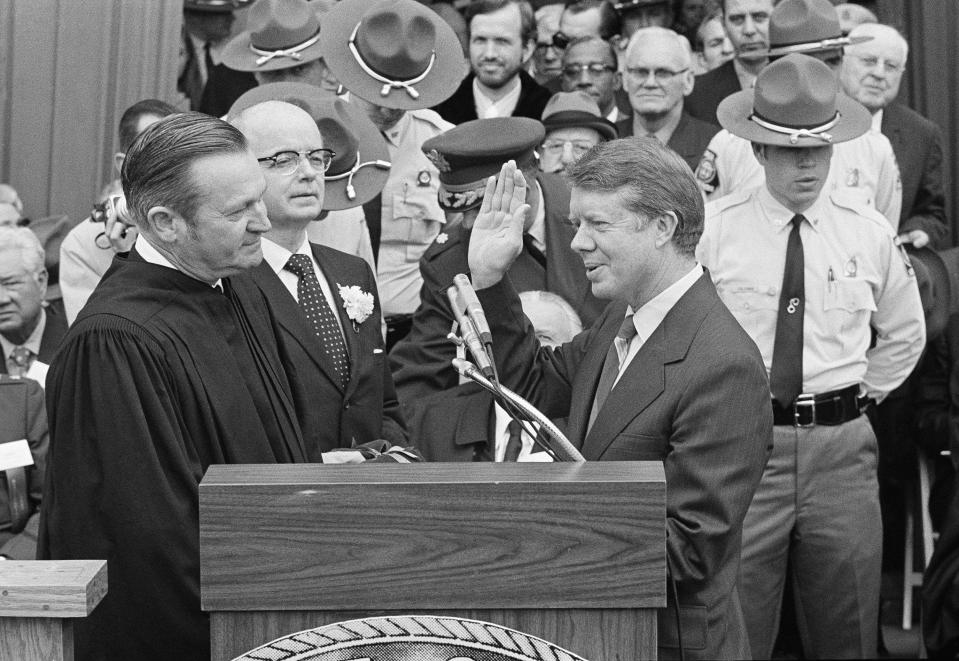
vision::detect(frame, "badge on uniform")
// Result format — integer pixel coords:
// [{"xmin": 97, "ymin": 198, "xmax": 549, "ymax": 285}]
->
[
  {"xmin": 845, "ymin": 168, "xmax": 860, "ymax": 187},
  {"xmin": 416, "ymin": 169, "xmax": 432, "ymax": 187}
]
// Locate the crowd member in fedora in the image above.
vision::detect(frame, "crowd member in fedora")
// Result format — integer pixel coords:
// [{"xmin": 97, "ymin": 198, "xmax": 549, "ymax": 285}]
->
[
  {"xmin": 178, "ymin": 0, "xmax": 257, "ymax": 117},
  {"xmin": 227, "ymin": 93, "xmax": 408, "ymax": 456},
  {"xmin": 697, "ymin": 54, "xmax": 925, "ymax": 659},
  {"xmin": 320, "ymin": 0, "xmax": 464, "ymax": 351},
  {"xmin": 220, "ymin": 0, "xmax": 341, "ymax": 94},
  {"xmin": 538, "ymin": 91, "xmax": 617, "ymax": 176},
  {"xmin": 467, "ymin": 146, "xmax": 772, "ymax": 660},
  {"xmin": 616, "ymin": 27, "xmax": 718, "ymax": 172},
  {"xmin": 390, "ymin": 117, "xmax": 604, "ymax": 401},
  {"xmin": 695, "ymin": 0, "xmax": 903, "ymax": 228},
  {"xmin": 432, "ymin": 0, "xmax": 552, "ymax": 125},
  {"xmin": 684, "ymin": 0, "xmax": 773, "ymax": 126},
  {"xmin": 405, "ymin": 290, "xmax": 582, "ymax": 462}
]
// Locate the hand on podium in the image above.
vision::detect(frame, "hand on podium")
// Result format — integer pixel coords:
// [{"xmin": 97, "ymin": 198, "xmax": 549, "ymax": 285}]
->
[{"xmin": 468, "ymin": 160, "xmax": 529, "ymax": 290}]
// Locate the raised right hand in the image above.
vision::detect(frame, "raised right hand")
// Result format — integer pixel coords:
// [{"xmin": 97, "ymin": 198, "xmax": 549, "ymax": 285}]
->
[{"xmin": 467, "ymin": 161, "xmax": 530, "ymax": 290}]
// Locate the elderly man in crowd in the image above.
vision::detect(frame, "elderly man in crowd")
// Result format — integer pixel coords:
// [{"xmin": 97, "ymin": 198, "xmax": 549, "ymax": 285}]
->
[
  {"xmin": 320, "ymin": 0, "xmax": 463, "ymax": 350},
  {"xmin": 390, "ymin": 117, "xmax": 603, "ymax": 401},
  {"xmin": 467, "ymin": 142, "xmax": 772, "ymax": 660},
  {"xmin": 685, "ymin": 0, "xmax": 772, "ymax": 125},
  {"xmin": 557, "ymin": 35, "xmax": 630, "ymax": 123},
  {"xmin": 41, "ymin": 112, "xmax": 307, "ymax": 661},
  {"xmin": 59, "ymin": 99, "xmax": 178, "ymax": 323},
  {"xmin": 698, "ymin": 54, "xmax": 925, "ymax": 659},
  {"xmin": 695, "ymin": 0, "xmax": 902, "ymax": 229},
  {"xmin": 434, "ymin": 0, "xmax": 552, "ymax": 124},
  {"xmin": 538, "ymin": 91, "xmax": 618, "ymax": 176},
  {"xmin": 617, "ymin": 27, "xmax": 719, "ymax": 171}
]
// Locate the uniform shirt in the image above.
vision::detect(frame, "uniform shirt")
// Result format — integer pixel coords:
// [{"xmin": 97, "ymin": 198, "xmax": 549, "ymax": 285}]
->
[
  {"xmin": 59, "ymin": 218, "xmax": 116, "ymax": 324},
  {"xmin": 308, "ymin": 206, "xmax": 376, "ymax": 273},
  {"xmin": 697, "ymin": 185, "xmax": 925, "ymax": 400},
  {"xmin": 695, "ymin": 128, "xmax": 903, "ymax": 229},
  {"xmin": 377, "ymin": 108, "xmax": 454, "ymax": 317}
]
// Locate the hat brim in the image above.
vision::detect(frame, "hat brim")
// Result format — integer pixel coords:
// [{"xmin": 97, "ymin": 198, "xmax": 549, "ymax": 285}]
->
[
  {"xmin": 907, "ymin": 245, "xmax": 951, "ymax": 340},
  {"xmin": 185, "ymin": 0, "xmax": 254, "ymax": 13},
  {"xmin": 319, "ymin": 0, "xmax": 467, "ymax": 111},
  {"xmin": 220, "ymin": 29, "xmax": 324, "ymax": 72},
  {"xmin": 226, "ymin": 83, "xmax": 390, "ymax": 210},
  {"xmin": 761, "ymin": 34, "xmax": 872, "ymax": 58},
  {"xmin": 543, "ymin": 111, "xmax": 618, "ymax": 141},
  {"xmin": 717, "ymin": 88, "xmax": 871, "ymax": 147}
]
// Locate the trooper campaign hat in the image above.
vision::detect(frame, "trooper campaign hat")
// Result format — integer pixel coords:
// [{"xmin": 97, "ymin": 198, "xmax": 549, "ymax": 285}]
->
[
  {"xmin": 228, "ymin": 83, "xmax": 391, "ymax": 210},
  {"xmin": 319, "ymin": 0, "xmax": 466, "ymax": 110},
  {"xmin": 717, "ymin": 53, "xmax": 871, "ymax": 147},
  {"xmin": 762, "ymin": 0, "xmax": 871, "ymax": 58},
  {"xmin": 541, "ymin": 92, "xmax": 618, "ymax": 142},
  {"xmin": 422, "ymin": 118, "xmax": 544, "ymax": 212},
  {"xmin": 220, "ymin": 0, "xmax": 334, "ymax": 72}
]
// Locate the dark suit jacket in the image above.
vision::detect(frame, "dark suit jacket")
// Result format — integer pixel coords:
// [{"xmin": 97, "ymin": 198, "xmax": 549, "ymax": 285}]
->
[
  {"xmin": 616, "ymin": 111, "xmax": 720, "ymax": 172},
  {"xmin": 233, "ymin": 243, "xmax": 407, "ymax": 459},
  {"xmin": 404, "ymin": 383, "xmax": 495, "ymax": 461},
  {"xmin": 390, "ymin": 172, "xmax": 604, "ymax": 401},
  {"xmin": 881, "ymin": 102, "xmax": 949, "ymax": 248},
  {"xmin": 684, "ymin": 60, "xmax": 739, "ymax": 127},
  {"xmin": 477, "ymin": 273, "xmax": 772, "ymax": 660},
  {"xmin": 1, "ymin": 298, "xmax": 67, "ymax": 375},
  {"xmin": 432, "ymin": 70, "xmax": 553, "ymax": 125}
]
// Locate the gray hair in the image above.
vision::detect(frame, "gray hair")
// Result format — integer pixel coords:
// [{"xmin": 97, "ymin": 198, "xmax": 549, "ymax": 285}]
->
[
  {"xmin": 625, "ymin": 26, "xmax": 693, "ymax": 69},
  {"xmin": 519, "ymin": 289, "xmax": 583, "ymax": 342},
  {"xmin": 0, "ymin": 226, "xmax": 45, "ymax": 274},
  {"xmin": 847, "ymin": 23, "xmax": 909, "ymax": 62},
  {"xmin": 567, "ymin": 137, "xmax": 704, "ymax": 256}
]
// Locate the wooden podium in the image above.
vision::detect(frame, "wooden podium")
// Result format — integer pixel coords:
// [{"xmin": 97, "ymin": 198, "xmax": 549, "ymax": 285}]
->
[{"xmin": 199, "ymin": 462, "xmax": 666, "ymax": 660}]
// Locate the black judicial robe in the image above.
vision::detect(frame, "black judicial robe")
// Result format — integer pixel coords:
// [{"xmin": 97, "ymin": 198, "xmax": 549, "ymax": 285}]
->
[{"xmin": 39, "ymin": 251, "xmax": 307, "ymax": 661}]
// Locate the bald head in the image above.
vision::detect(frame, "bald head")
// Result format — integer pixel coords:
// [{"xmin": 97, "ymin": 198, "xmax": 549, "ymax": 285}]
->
[
  {"xmin": 841, "ymin": 23, "xmax": 908, "ymax": 113},
  {"xmin": 231, "ymin": 101, "xmax": 326, "ymax": 231}
]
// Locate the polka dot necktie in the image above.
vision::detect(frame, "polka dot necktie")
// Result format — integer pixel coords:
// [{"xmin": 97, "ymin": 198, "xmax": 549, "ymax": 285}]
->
[{"xmin": 284, "ymin": 254, "xmax": 351, "ymax": 389}]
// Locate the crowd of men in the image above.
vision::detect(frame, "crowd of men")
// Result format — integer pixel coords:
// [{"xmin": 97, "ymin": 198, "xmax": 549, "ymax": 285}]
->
[{"xmin": 2, "ymin": 0, "xmax": 958, "ymax": 659}]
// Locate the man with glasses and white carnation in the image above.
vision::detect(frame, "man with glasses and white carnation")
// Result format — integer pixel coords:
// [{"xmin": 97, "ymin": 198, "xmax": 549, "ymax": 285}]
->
[{"xmin": 617, "ymin": 27, "xmax": 719, "ymax": 172}]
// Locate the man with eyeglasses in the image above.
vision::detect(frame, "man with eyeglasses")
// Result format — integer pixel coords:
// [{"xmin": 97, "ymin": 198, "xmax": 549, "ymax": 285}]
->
[
  {"xmin": 539, "ymin": 91, "xmax": 618, "ymax": 176},
  {"xmin": 531, "ymin": 3, "xmax": 564, "ymax": 83},
  {"xmin": 557, "ymin": 36, "xmax": 631, "ymax": 124},
  {"xmin": 617, "ymin": 27, "xmax": 718, "ymax": 172}
]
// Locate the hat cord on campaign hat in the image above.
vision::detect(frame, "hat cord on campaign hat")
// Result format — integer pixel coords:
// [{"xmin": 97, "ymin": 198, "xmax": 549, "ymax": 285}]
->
[
  {"xmin": 250, "ymin": 29, "xmax": 321, "ymax": 66},
  {"xmin": 770, "ymin": 35, "xmax": 847, "ymax": 55},
  {"xmin": 324, "ymin": 150, "xmax": 392, "ymax": 200},
  {"xmin": 749, "ymin": 110, "xmax": 839, "ymax": 144},
  {"xmin": 348, "ymin": 21, "xmax": 436, "ymax": 99}
]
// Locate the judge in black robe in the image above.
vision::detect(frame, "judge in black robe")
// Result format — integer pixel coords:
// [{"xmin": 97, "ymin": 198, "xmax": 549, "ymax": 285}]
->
[{"xmin": 39, "ymin": 251, "xmax": 307, "ymax": 661}]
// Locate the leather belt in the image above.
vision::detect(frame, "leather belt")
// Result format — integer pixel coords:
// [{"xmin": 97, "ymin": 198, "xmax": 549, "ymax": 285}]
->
[{"xmin": 772, "ymin": 384, "xmax": 869, "ymax": 427}]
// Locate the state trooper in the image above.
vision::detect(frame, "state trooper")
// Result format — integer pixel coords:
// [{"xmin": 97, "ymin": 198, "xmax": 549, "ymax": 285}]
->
[
  {"xmin": 319, "ymin": 0, "xmax": 466, "ymax": 350},
  {"xmin": 695, "ymin": 0, "xmax": 903, "ymax": 229},
  {"xmin": 697, "ymin": 53, "xmax": 925, "ymax": 659}
]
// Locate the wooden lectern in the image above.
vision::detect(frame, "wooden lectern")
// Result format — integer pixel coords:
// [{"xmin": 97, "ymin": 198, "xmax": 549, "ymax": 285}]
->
[{"xmin": 200, "ymin": 462, "xmax": 666, "ymax": 661}]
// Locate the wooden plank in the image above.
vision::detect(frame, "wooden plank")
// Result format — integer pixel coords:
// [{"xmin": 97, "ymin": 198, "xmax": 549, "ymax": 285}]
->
[
  {"xmin": 0, "ymin": 560, "xmax": 107, "ymax": 618},
  {"xmin": 200, "ymin": 462, "xmax": 666, "ymax": 611},
  {"xmin": 0, "ymin": 618, "xmax": 72, "ymax": 661},
  {"xmin": 210, "ymin": 608, "xmax": 657, "ymax": 661}
]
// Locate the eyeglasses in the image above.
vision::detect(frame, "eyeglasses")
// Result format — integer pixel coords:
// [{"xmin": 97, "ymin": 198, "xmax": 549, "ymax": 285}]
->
[
  {"xmin": 851, "ymin": 54, "xmax": 904, "ymax": 75},
  {"xmin": 541, "ymin": 139, "xmax": 596, "ymax": 157},
  {"xmin": 562, "ymin": 62, "xmax": 617, "ymax": 78},
  {"xmin": 257, "ymin": 149, "xmax": 336, "ymax": 176},
  {"xmin": 625, "ymin": 66, "xmax": 689, "ymax": 83},
  {"xmin": 552, "ymin": 31, "xmax": 571, "ymax": 50}
]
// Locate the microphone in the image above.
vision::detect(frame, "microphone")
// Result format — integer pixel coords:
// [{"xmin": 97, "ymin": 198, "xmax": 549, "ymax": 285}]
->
[
  {"xmin": 454, "ymin": 274, "xmax": 492, "ymax": 346},
  {"xmin": 447, "ymin": 286, "xmax": 494, "ymax": 379}
]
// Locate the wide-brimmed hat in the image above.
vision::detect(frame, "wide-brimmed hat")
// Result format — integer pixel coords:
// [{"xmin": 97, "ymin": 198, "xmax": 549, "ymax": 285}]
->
[
  {"xmin": 228, "ymin": 83, "xmax": 391, "ymax": 210},
  {"xmin": 541, "ymin": 92, "xmax": 618, "ymax": 142},
  {"xmin": 613, "ymin": 0, "xmax": 670, "ymax": 11},
  {"xmin": 220, "ymin": 0, "xmax": 335, "ymax": 73},
  {"xmin": 762, "ymin": 0, "xmax": 871, "ymax": 58},
  {"xmin": 906, "ymin": 245, "xmax": 950, "ymax": 341},
  {"xmin": 422, "ymin": 117, "xmax": 544, "ymax": 212},
  {"xmin": 184, "ymin": 0, "xmax": 253, "ymax": 12},
  {"xmin": 319, "ymin": 0, "xmax": 466, "ymax": 111},
  {"xmin": 717, "ymin": 53, "xmax": 871, "ymax": 147}
]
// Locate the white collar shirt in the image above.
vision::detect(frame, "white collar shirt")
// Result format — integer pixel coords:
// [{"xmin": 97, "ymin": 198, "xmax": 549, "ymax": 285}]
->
[{"xmin": 473, "ymin": 76, "xmax": 522, "ymax": 119}]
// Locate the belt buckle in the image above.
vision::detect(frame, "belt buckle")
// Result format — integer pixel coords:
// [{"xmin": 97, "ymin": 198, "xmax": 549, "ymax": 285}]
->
[{"xmin": 793, "ymin": 393, "xmax": 817, "ymax": 428}]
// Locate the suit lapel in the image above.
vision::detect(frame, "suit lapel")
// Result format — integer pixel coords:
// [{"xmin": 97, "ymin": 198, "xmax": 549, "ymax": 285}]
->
[{"xmin": 252, "ymin": 260, "xmax": 345, "ymax": 393}]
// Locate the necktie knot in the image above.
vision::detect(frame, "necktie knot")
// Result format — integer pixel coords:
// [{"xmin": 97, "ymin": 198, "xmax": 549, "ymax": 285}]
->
[
  {"xmin": 617, "ymin": 314, "xmax": 638, "ymax": 342},
  {"xmin": 284, "ymin": 253, "xmax": 313, "ymax": 279},
  {"xmin": 791, "ymin": 214, "xmax": 806, "ymax": 231}
]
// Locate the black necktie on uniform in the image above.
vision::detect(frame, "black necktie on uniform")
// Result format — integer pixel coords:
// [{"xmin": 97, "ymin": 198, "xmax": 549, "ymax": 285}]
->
[
  {"xmin": 504, "ymin": 419, "xmax": 523, "ymax": 462},
  {"xmin": 587, "ymin": 314, "xmax": 638, "ymax": 433},
  {"xmin": 770, "ymin": 214, "xmax": 806, "ymax": 406},
  {"xmin": 284, "ymin": 254, "xmax": 351, "ymax": 389}
]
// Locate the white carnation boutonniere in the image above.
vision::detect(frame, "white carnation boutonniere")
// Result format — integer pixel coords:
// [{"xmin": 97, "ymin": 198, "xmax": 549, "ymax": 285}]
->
[{"xmin": 337, "ymin": 283, "xmax": 375, "ymax": 332}]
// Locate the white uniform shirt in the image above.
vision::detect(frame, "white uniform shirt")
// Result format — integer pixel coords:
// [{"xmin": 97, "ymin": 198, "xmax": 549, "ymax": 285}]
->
[
  {"xmin": 697, "ymin": 185, "xmax": 925, "ymax": 400},
  {"xmin": 695, "ymin": 128, "xmax": 903, "ymax": 229}
]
